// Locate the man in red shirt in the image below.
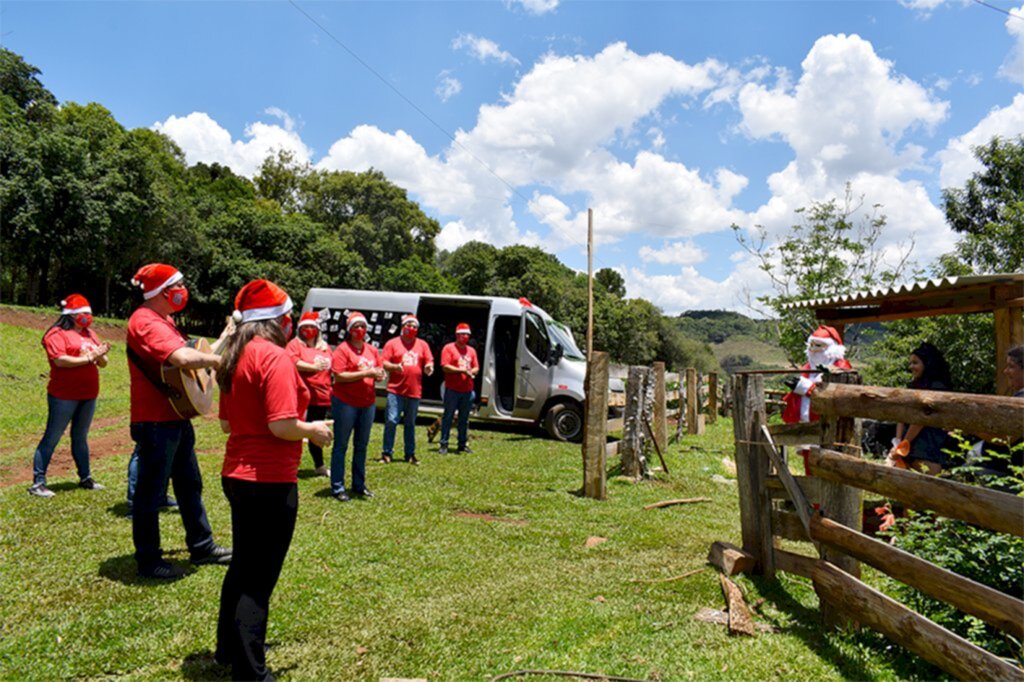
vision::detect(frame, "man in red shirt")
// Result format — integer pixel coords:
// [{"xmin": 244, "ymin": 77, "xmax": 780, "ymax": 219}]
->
[
  {"xmin": 126, "ymin": 263, "xmax": 230, "ymax": 580},
  {"xmin": 381, "ymin": 314, "xmax": 434, "ymax": 465},
  {"xmin": 439, "ymin": 323, "xmax": 479, "ymax": 455}
]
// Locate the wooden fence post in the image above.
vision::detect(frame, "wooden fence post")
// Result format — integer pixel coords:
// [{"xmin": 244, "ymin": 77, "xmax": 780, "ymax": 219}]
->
[
  {"xmin": 708, "ymin": 372, "xmax": 718, "ymax": 424},
  {"xmin": 732, "ymin": 373, "xmax": 774, "ymax": 576},
  {"xmin": 582, "ymin": 351, "xmax": 608, "ymax": 500},
  {"xmin": 653, "ymin": 362, "xmax": 667, "ymax": 456},
  {"xmin": 686, "ymin": 368, "xmax": 698, "ymax": 435},
  {"xmin": 621, "ymin": 366, "xmax": 652, "ymax": 479},
  {"xmin": 817, "ymin": 370, "xmax": 863, "ymax": 628}
]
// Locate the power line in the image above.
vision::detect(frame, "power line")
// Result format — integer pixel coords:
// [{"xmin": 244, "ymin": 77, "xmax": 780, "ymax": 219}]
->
[{"xmin": 972, "ymin": 0, "xmax": 1024, "ymax": 21}]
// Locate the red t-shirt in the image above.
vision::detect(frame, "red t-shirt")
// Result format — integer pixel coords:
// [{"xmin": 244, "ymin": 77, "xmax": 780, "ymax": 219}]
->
[
  {"xmin": 331, "ymin": 341, "xmax": 382, "ymax": 408},
  {"xmin": 127, "ymin": 307, "xmax": 188, "ymax": 423},
  {"xmin": 383, "ymin": 336, "xmax": 434, "ymax": 399},
  {"xmin": 442, "ymin": 342, "xmax": 479, "ymax": 394},
  {"xmin": 286, "ymin": 338, "xmax": 332, "ymax": 407},
  {"xmin": 42, "ymin": 327, "xmax": 101, "ymax": 401},
  {"xmin": 219, "ymin": 337, "xmax": 310, "ymax": 483}
]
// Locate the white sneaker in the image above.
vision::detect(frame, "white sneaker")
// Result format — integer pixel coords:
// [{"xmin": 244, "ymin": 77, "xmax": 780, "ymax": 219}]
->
[
  {"xmin": 28, "ymin": 483, "xmax": 55, "ymax": 498},
  {"xmin": 314, "ymin": 465, "xmax": 331, "ymax": 477},
  {"xmin": 79, "ymin": 478, "xmax": 105, "ymax": 490}
]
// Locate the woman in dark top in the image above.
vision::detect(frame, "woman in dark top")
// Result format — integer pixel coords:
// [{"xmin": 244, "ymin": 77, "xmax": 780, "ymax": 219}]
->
[{"xmin": 888, "ymin": 342, "xmax": 952, "ymax": 475}]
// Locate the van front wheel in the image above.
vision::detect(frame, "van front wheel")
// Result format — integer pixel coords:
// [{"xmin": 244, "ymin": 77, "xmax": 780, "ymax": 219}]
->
[{"xmin": 544, "ymin": 402, "xmax": 584, "ymax": 443}]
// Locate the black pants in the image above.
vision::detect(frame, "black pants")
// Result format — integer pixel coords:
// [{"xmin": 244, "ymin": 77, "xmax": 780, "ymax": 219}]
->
[
  {"xmin": 305, "ymin": 404, "xmax": 329, "ymax": 468},
  {"xmin": 217, "ymin": 477, "xmax": 298, "ymax": 681}
]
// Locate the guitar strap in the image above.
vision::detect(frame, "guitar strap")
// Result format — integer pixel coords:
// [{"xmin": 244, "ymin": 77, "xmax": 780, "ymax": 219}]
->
[{"xmin": 126, "ymin": 343, "xmax": 185, "ymax": 401}]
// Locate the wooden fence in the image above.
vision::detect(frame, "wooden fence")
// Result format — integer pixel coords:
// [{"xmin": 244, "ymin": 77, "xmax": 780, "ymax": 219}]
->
[{"xmin": 722, "ymin": 370, "xmax": 1024, "ymax": 680}]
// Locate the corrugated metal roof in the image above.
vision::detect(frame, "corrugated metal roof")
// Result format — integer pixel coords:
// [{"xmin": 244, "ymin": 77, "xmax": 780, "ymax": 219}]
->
[{"xmin": 780, "ymin": 273, "xmax": 1023, "ymax": 311}]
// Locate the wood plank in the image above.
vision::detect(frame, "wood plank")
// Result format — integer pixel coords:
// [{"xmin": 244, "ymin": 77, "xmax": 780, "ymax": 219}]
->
[
  {"xmin": 808, "ymin": 447, "xmax": 1024, "ymax": 537},
  {"xmin": 773, "ymin": 548, "xmax": 816, "ymax": 579},
  {"xmin": 761, "ymin": 425, "xmax": 813, "ymax": 534},
  {"xmin": 707, "ymin": 541, "xmax": 756, "ymax": 576},
  {"xmin": 812, "ymin": 560, "xmax": 1023, "ymax": 682},
  {"xmin": 607, "ymin": 392, "xmax": 626, "ymax": 407},
  {"xmin": 810, "ymin": 515, "xmax": 1024, "ymax": 640},
  {"xmin": 811, "ymin": 384, "xmax": 1024, "ymax": 441},
  {"xmin": 605, "ymin": 440, "xmax": 620, "ymax": 458},
  {"xmin": 719, "ymin": 575, "xmax": 756, "ymax": 637},
  {"xmin": 581, "ymin": 351, "xmax": 609, "ymax": 500},
  {"xmin": 708, "ymin": 372, "xmax": 718, "ymax": 424},
  {"xmin": 686, "ymin": 368, "xmax": 698, "ymax": 435},
  {"xmin": 606, "ymin": 417, "xmax": 624, "ymax": 433},
  {"xmin": 732, "ymin": 374, "xmax": 774, "ymax": 575},
  {"xmin": 768, "ymin": 421, "xmax": 820, "ymax": 446},
  {"xmin": 772, "ymin": 510, "xmax": 811, "ymax": 542}
]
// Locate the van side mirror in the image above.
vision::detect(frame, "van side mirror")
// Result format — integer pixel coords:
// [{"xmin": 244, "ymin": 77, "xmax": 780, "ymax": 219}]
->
[{"xmin": 548, "ymin": 343, "xmax": 564, "ymax": 366}]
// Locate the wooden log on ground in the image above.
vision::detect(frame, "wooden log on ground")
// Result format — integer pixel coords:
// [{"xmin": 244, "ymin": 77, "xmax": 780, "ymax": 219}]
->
[
  {"xmin": 812, "ymin": 560, "xmax": 1024, "ymax": 682},
  {"xmin": 810, "ymin": 515, "xmax": 1024, "ymax": 640},
  {"xmin": 807, "ymin": 447, "xmax": 1024, "ymax": 537},
  {"xmin": 605, "ymin": 440, "xmax": 620, "ymax": 458},
  {"xmin": 707, "ymin": 541, "xmax": 756, "ymax": 576},
  {"xmin": 606, "ymin": 417, "xmax": 624, "ymax": 433},
  {"xmin": 774, "ymin": 548, "xmax": 817, "ymax": 579},
  {"xmin": 582, "ymin": 351, "xmax": 609, "ymax": 500},
  {"xmin": 811, "ymin": 383, "xmax": 1024, "ymax": 441},
  {"xmin": 719, "ymin": 575, "xmax": 756, "ymax": 636},
  {"xmin": 644, "ymin": 497, "xmax": 709, "ymax": 510},
  {"xmin": 653, "ymin": 362, "xmax": 668, "ymax": 455},
  {"xmin": 708, "ymin": 372, "xmax": 718, "ymax": 424},
  {"xmin": 772, "ymin": 510, "xmax": 811, "ymax": 542}
]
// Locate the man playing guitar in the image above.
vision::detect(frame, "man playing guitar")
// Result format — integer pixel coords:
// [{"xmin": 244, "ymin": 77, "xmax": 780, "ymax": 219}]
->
[{"xmin": 127, "ymin": 263, "xmax": 231, "ymax": 580}]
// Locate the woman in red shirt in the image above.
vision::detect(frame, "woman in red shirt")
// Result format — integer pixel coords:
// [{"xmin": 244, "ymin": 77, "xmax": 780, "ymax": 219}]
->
[
  {"xmin": 329, "ymin": 311, "xmax": 384, "ymax": 501},
  {"xmin": 29, "ymin": 294, "xmax": 110, "ymax": 498},
  {"xmin": 286, "ymin": 312, "xmax": 332, "ymax": 477},
  {"xmin": 215, "ymin": 280, "xmax": 333, "ymax": 681}
]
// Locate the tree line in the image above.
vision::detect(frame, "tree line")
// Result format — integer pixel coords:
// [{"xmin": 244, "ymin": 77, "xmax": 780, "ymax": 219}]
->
[{"xmin": 0, "ymin": 48, "xmax": 718, "ymax": 372}]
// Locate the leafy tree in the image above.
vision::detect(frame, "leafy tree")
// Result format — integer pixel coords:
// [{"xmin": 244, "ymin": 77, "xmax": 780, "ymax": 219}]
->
[
  {"xmin": 941, "ymin": 135, "xmax": 1024, "ymax": 274},
  {"xmin": 378, "ymin": 258, "xmax": 456, "ymax": 293},
  {"xmin": 0, "ymin": 48, "xmax": 56, "ymax": 113},
  {"xmin": 595, "ymin": 267, "xmax": 626, "ymax": 298},
  {"xmin": 734, "ymin": 185, "xmax": 913, "ymax": 363},
  {"xmin": 439, "ymin": 241, "xmax": 499, "ymax": 294}
]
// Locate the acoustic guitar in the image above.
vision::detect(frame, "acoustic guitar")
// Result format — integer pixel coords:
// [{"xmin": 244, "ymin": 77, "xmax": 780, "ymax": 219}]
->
[{"xmin": 159, "ymin": 318, "xmax": 235, "ymax": 419}]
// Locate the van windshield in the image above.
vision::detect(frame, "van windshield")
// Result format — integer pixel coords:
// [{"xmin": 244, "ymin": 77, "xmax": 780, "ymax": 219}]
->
[{"xmin": 547, "ymin": 321, "xmax": 586, "ymax": 361}]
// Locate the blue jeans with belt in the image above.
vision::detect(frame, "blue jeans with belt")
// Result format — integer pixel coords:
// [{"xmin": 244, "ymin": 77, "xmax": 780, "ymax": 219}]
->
[
  {"xmin": 330, "ymin": 397, "xmax": 375, "ymax": 495},
  {"xmin": 32, "ymin": 395, "xmax": 96, "ymax": 485},
  {"xmin": 382, "ymin": 392, "xmax": 420, "ymax": 459},
  {"xmin": 440, "ymin": 389, "xmax": 474, "ymax": 451}
]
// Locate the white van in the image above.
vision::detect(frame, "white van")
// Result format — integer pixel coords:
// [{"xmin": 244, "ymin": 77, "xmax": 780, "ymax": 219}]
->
[{"xmin": 301, "ymin": 288, "xmax": 623, "ymax": 441}]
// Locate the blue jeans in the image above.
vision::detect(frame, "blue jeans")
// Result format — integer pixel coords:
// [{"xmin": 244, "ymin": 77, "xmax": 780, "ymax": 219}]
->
[
  {"xmin": 130, "ymin": 421, "xmax": 215, "ymax": 569},
  {"xmin": 127, "ymin": 444, "xmax": 174, "ymax": 509},
  {"xmin": 440, "ymin": 389, "xmax": 474, "ymax": 450},
  {"xmin": 33, "ymin": 395, "xmax": 96, "ymax": 485},
  {"xmin": 382, "ymin": 393, "xmax": 420, "ymax": 459},
  {"xmin": 330, "ymin": 397, "xmax": 375, "ymax": 495}
]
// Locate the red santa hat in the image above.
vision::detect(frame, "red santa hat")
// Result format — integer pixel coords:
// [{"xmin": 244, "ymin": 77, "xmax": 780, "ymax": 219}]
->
[
  {"xmin": 131, "ymin": 263, "xmax": 183, "ymax": 300},
  {"xmin": 455, "ymin": 323, "xmax": 471, "ymax": 336},
  {"xmin": 346, "ymin": 311, "xmax": 368, "ymax": 331},
  {"xmin": 401, "ymin": 314, "xmax": 419, "ymax": 328},
  {"xmin": 232, "ymin": 279, "xmax": 293, "ymax": 324},
  {"xmin": 808, "ymin": 325, "xmax": 843, "ymax": 346},
  {"xmin": 297, "ymin": 311, "xmax": 321, "ymax": 329},
  {"xmin": 60, "ymin": 293, "xmax": 92, "ymax": 315}
]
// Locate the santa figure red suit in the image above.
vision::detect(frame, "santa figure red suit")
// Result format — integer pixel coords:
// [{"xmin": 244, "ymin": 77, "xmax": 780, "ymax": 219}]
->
[{"xmin": 782, "ymin": 325, "xmax": 853, "ymax": 424}]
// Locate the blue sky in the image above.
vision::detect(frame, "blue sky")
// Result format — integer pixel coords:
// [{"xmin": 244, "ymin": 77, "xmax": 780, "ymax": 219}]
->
[{"xmin": 4, "ymin": 0, "xmax": 1023, "ymax": 312}]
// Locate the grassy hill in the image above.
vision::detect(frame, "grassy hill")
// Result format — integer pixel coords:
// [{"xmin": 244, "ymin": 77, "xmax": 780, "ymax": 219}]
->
[{"xmin": 672, "ymin": 311, "xmax": 792, "ymax": 372}]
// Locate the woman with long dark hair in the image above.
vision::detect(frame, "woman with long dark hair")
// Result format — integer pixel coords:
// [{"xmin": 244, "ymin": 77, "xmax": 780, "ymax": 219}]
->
[
  {"xmin": 29, "ymin": 294, "xmax": 110, "ymax": 498},
  {"xmin": 286, "ymin": 311, "xmax": 332, "ymax": 477},
  {"xmin": 887, "ymin": 342, "xmax": 953, "ymax": 475},
  {"xmin": 215, "ymin": 280, "xmax": 333, "ymax": 681}
]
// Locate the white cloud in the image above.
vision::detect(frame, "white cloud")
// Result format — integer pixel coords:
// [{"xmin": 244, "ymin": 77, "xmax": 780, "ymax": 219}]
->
[
  {"xmin": 937, "ymin": 93, "xmax": 1024, "ymax": 189},
  {"xmin": 435, "ymin": 71, "xmax": 463, "ymax": 102},
  {"xmin": 507, "ymin": 0, "xmax": 559, "ymax": 15},
  {"xmin": 639, "ymin": 240, "xmax": 707, "ymax": 266},
  {"xmin": 621, "ymin": 253, "xmax": 773, "ymax": 314},
  {"xmin": 999, "ymin": 5, "xmax": 1024, "ymax": 85},
  {"xmin": 152, "ymin": 110, "xmax": 312, "ymax": 177},
  {"xmin": 452, "ymin": 33, "xmax": 520, "ymax": 66}
]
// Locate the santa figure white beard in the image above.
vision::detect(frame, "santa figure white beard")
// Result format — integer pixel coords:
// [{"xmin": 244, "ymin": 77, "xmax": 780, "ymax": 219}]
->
[{"xmin": 806, "ymin": 343, "xmax": 845, "ymax": 368}]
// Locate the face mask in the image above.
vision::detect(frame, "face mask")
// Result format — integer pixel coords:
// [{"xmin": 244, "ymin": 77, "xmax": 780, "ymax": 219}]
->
[
  {"xmin": 456, "ymin": 334, "xmax": 469, "ymax": 346},
  {"xmin": 402, "ymin": 326, "xmax": 418, "ymax": 340},
  {"xmin": 299, "ymin": 326, "xmax": 318, "ymax": 341},
  {"xmin": 349, "ymin": 327, "xmax": 367, "ymax": 343},
  {"xmin": 280, "ymin": 316, "xmax": 293, "ymax": 340},
  {"xmin": 165, "ymin": 286, "xmax": 188, "ymax": 313},
  {"xmin": 75, "ymin": 313, "xmax": 93, "ymax": 329}
]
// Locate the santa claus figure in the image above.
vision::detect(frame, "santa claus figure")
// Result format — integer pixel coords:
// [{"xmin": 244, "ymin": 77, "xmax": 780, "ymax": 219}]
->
[{"xmin": 782, "ymin": 325, "xmax": 853, "ymax": 424}]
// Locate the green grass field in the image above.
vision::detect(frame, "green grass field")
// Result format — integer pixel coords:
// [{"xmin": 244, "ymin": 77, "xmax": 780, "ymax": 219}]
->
[{"xmin": 0, "ymin": 318, "xmax": 919, "ymax": 681}]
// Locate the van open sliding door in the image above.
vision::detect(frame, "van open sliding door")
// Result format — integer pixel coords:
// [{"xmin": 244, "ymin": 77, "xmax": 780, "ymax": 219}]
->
[{"xmin": 513, "ymin": 310, "xmax": 552, "ymax": 420}]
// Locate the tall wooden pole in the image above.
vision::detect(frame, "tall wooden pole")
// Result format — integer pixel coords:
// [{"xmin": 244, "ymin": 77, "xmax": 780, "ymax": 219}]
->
[{"xmin": 586, "ymin": 208, "xmax": 594, "ymax": 359}]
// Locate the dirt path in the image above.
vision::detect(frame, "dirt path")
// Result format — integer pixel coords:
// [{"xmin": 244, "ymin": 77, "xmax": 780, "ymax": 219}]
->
[
  {"xmin": 0, "ymin": 416, "xmax": 135, "ymax": 487},
  {"xmin": 0, "ymin": 306, "xmax": 127, "ymax": 342}
]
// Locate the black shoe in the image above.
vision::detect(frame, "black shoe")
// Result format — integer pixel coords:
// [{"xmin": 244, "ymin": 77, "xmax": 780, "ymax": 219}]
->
[
  {"xmin": 438, "ymin": 446, "xmax": 449, "ymax": 455},
  {"xmin": 78, "ymin": 477, "xmax": 105, "ymax": 490},
  {"xmin": 353, "ymin": 489, "xmax": 374, "ymax": 499},
  {"xmin": 138, "ymin": 561, "xmax": 186, "ymax": 581},
  {"xmin": 191, "ymin": 543, "xmax": 232, "ymax": 566},
  {"xmin": 405, "ymin": 456, "xmax": 419, "ymax": 466},
  {"xmin": 458, "ymin": 446, "xmax": 474, "ymax": 455},
  {"xmin": 332, "ymin": 491, "xmax": 351, "ymax": 502},
  {"xmin": 379, "ymin": 454, "xmax": 392, "ymax": 463}
]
